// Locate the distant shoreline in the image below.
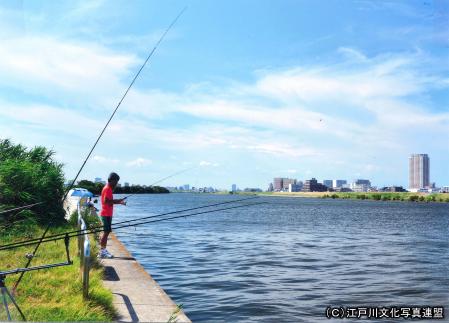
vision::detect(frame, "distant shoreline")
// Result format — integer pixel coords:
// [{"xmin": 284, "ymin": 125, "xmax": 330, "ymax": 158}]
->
[{"xmin": 235, "ymin": 191, "xmax": 449, "ymax": 203}]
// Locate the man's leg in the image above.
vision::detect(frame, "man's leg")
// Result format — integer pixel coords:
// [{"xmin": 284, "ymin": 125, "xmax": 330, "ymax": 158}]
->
[
  {"xmin": 100, "ymin": 216, "xmax": 112, "ymax": 249},
  {"xmin": 100, "ymin": 231, "xmax": 110, "ymax": 249},
  {"xmin": 99, "ymin": 216, "xmax": 113, "ymax": 258}
]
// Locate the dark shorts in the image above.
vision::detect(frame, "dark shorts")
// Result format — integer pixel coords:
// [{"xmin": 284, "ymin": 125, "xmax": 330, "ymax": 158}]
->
[{"xmin": 101, "ymin": 216, "xmax": 112, "ymax": 233}]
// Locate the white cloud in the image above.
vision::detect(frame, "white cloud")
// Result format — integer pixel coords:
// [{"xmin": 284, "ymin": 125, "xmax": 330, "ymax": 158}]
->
[
  {"xmin": 0, "ymin": 34, "xmax": 136, "ymax": 107},
  {"xmin": 245, "ymin": 143, "xmax": 319, "ymax": 158},
  {"xmin": 338, "ymin": 47, "xmax": 368, "ymax": 62},
  {"xmin": 0, "ymin": 101, "xmax": 101, "ymax": 137},
  {"xmin": 199, "ymin": 161, "xmax": 219, "ymax": 167},
  {"xmin": 93, "ymin": 155, "xmax": 119, "ymax": 164},
  {"xmin": 126, "ymin": 158, "xmax": 152, "ymax": 167}
]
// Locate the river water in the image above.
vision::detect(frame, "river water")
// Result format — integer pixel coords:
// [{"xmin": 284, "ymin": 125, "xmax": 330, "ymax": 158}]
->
[{"xmin": 110, "ymin": 193, "xmax": 449, "ymax": 322}]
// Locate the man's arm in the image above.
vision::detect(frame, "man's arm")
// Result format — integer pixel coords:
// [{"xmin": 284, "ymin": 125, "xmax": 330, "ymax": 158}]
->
[{"xmin": 104, "ymin": 197, "xmax": 126, "ymax": 205}]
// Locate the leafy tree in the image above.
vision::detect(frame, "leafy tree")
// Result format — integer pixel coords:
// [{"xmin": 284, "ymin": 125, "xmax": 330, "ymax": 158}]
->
[{"xmin": 0, "ymin": 139, "xmax": 65, "ymax": 224}]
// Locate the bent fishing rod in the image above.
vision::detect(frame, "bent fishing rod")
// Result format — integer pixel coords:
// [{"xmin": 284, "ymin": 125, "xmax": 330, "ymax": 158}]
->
[
  {"xmin": 1, "ymin": 196, "xmax": 259, "ymax": 251},
  {"xmin": 12, "ymin": 7, "xmax": 187, "ymax": 292},
  {"xmin": 1, "ymin": 201, "xmax": 265, "ymax": 251}
]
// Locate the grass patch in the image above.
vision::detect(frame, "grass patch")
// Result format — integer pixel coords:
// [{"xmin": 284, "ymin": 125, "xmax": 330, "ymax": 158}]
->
[{"xmin": 0, "ymin": 218, "xmax": 115, "ymax": 321}]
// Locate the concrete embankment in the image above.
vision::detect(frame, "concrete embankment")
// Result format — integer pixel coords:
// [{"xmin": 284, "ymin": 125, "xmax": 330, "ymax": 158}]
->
[{"xmin": 101, "ymin": 233, "xmax": 191, "ymax": 323}]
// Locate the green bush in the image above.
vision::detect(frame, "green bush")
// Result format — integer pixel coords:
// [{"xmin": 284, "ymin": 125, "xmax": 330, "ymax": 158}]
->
[
  {"xmin": 0, "ymin": 139, "xmax": 65, "ymax": 224},
  {"xmin": 409, "ymin": 195, "xmax": 419, "ymax": 202},
  {"xmin": 331, "ymin": 194, "xmax": 339, "ymax": 199}
]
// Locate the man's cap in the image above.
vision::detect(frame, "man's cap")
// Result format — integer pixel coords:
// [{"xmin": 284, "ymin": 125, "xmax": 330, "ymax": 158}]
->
[{"xmin": 108, "ymin": 172, "xmax": 120, "ymax": 181}]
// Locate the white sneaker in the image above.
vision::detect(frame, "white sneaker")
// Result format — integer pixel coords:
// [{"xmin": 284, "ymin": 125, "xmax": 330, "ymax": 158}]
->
[
  {"xmin": 98, "ymin": 249, "xmax": 114, "ymax": 259},
  {"xmin": 104, "ymin": 249, "xmax": 114, "ymax": 258}
]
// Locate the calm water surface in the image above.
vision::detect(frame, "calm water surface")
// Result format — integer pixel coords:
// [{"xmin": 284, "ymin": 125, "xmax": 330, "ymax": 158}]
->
[{"xmin": 109, "ymin": 193, "xmax": 449, "ymax": 322}]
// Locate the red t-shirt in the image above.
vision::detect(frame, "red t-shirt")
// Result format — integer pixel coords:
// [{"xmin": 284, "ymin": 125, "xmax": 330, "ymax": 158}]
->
[{"xmin": 100, "ymin": 185, "xmax": 113, "ymax": 216}]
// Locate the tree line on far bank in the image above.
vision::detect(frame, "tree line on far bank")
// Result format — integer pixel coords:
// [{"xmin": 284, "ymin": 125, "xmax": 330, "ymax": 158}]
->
[
  {"xmin": 321, "ymin": 192, "xmax": 449, "ymax": 203},
  {"xmin": 75, "ymin": 180, "xmax": 169, "ymax": 195}
]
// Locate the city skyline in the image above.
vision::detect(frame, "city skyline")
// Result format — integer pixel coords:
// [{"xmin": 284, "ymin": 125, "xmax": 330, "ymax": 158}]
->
[
  {"xmin": 90, "ymin": 152, "xmax": 438, "ymax": 190},
  {"xmin": 0, "ymin": 1, "xmax": 448, "ymax": 189}
]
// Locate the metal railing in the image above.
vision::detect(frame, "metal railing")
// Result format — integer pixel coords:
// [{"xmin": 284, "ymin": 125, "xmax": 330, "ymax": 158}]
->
[{"xmin": 77, "ymin": 201, "xmax": 91, "ymax": 299}]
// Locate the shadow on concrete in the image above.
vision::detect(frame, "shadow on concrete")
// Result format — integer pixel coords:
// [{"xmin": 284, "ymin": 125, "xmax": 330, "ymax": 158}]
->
[
  {"xmin": 112, "ymin": 256, "xmax": 136, "ymax": 261},
  {"xmin": 114, "ymin": 293, "xmax": 139, "ymax": 322},
  {"xmin": 104, "ymin": 266, "xmax": 120, "ymax": 281}
]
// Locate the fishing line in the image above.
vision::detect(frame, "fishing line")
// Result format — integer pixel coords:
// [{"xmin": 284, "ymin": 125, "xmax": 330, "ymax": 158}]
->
[
  {"xmin": 12, "ymin": 7, "xmax": 188, "ymax": 292},
  {"xmin": 0, "ymin": 202, "xmax": 265, "ymax": 250},
  {"xmin": 1, "ymin": 196, "xmax": 258, "ymax": 251},
  {"xmin": 123, "ymin": 165, "xmax": 197, "ymax": 199}
]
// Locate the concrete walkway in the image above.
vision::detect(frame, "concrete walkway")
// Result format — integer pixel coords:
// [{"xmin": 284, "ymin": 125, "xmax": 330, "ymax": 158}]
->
[{"xmin": 100, "ymin": 233, "xmax": 191, "ymax": 323}]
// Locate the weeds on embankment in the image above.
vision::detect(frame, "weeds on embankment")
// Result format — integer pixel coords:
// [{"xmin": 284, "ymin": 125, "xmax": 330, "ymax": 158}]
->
[{"xmin": 0, "ymin": 219, "xmax": 116, "ymax": 321}]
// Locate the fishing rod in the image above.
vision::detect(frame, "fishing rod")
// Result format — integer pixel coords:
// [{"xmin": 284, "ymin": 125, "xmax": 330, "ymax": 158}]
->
[
  {"xmin": 123, "ymin": 165, "xmax": 197, "ymax": 199},
  {"xmin": 0, "ymin": 202, "xmax": 265, "ymax": 251},
  {"xmin": 0, "ymin": 202, "xmax": 44, "ymax": 216},
  {"xmin": 1, "ymin": 196, "xmax": 259, "ymax": 251},
  {"xmin": 12, "ymin": 7, "xmax": 188, "ymax": 292},
  {"xmin": 0, "ymin": 203, "xmax": 42, "ymax": 231},
  {"xmin": 0, "ymin": 233, "xmax": 72, "ymax": 322}
]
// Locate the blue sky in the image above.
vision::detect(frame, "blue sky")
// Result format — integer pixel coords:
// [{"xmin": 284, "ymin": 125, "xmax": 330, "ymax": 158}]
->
[{"xmin": 0, "ymin": 0, "xmax": 448, "ymax": 190}]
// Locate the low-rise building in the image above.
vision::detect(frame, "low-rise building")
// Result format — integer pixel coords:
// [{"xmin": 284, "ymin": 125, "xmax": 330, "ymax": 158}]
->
[
  {"xmin": 440, "ymin": 186, "xmax": 449, "ymax": 193},
  {"xmin": 323, "ymin": 180, "xmax": 333, "ymax": 189},
  {"xmin": 350, "ymin": 179, "xmax": 372, "ymax": 192},
  {"xmin": 333, "ymin": 179, "xmax": 347, "ymax": 188},
  {"xmin": 302, "ymin": 178, "xmax": 328, "ymax": 192},
  {"xmin": 379, "ymin": 186, "xmax": 407, "ymax": 192}
]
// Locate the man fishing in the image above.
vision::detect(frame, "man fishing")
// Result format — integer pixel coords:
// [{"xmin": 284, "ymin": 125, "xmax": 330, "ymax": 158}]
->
[{"xmin": 99, "ymin": 172, "xmax": 126, "ymax": 258}]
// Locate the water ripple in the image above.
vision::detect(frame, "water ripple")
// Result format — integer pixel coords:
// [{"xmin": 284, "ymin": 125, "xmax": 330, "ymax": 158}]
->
[{"xmin": 111, "ymin": 193, "xmax": 449, "ymax": 322}]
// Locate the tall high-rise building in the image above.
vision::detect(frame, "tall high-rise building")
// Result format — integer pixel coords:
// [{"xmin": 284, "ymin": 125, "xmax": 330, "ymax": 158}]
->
[
  {"xmin": 232, "ymin": 184, "xmax": 237, "ymax": 192},
  {"xmin": 409, "ymin": 154, "xmax": 430, "ymax": 189}
]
